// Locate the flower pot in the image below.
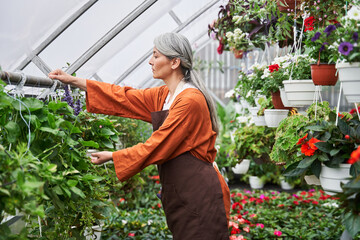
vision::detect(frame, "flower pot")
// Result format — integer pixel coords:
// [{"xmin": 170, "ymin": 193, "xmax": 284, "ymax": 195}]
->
[
  {"xmin": 282, "ymin": 80, "xmax": 317, "ymax": 106},
  {"xmin": 320, "ymin": 163, "xmax": 351, "ymax": 195},
  {"xmin": 336, "ymin": 62, "xmax": 360, "ymax": 103},
  {"xmin": 264, "ymin": 109, "xmax": 289, "ymax": 128},
  {"xmin": 280, "ymin": 179, "xmax": 294, "ymax": 190},
  {"xmin": 271, "ymin": 91, "xmax": 292, "ymax": 109},
  {"xmin": 233, "ymin": 49, "xmax": 244, "ymax": 59},
  {"xmin": 249, "ymin": 176, "xmax": 265, "ymax": 189},
  {"xmin": 249, "ymin": 106, "xmax": 267, "ymax": 126},
  {"xmin": 304, "ymin": 175, "xmax": 321, "ymax": 186},
  {"xmin": 276, "ymin": 0, "xmax": 300, "ymax": 12},
  {"xmin": 311, "ymin": 64, "xmax": 338, "ymax": 86},
  {"xmin": 232, "ymin": 159, "xmax": 251, "ymax": 174},
  {"xmin": 279, "ymin": 88, "xmax": 292, "ymax": 107}
]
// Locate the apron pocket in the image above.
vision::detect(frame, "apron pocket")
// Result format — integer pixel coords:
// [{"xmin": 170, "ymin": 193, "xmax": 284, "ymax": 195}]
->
[{"xmin": 161, "ymin": 183, "xmax": 199, "ymax": 216}]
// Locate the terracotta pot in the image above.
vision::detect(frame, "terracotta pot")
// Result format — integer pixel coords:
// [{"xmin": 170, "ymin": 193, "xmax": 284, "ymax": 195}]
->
[
  {"xmin": 233, "ymin": 49, "xmax": 244, "ymax": 59},
  {"xmin": 277, "ymin": 0, "xmax": 300, "ymax": 12},
  {"xmin": 311, "ymin": 64, "xmax": 338, "ymax": 86},
  {"xmin": 271, "ymin": 91, "xmax": 292, "ymax": 109}
]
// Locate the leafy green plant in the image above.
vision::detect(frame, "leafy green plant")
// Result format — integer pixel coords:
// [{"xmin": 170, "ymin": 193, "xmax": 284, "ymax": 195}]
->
[{"xmin": 229, "ymin": 125, "xmax": 276, "ymax": 162}]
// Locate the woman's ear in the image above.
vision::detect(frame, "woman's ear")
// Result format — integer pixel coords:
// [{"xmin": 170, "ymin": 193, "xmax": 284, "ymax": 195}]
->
[{"xmin": 171, "ymin": 58, "xmax": 181, "ymax": 70}]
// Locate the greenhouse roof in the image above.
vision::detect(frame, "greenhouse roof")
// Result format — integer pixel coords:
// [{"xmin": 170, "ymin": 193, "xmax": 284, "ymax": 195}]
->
[{"xmin": 0, "ymin": 0, "xmax": 225, "ymax": 89}]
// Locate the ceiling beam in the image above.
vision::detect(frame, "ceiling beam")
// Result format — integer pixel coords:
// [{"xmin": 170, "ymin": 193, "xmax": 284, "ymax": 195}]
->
[
  {"xmin": 113, "ymin": 0, "xmax": 220, "ymax": 85},
  {"xmin": 14, "ymin": 0, "xmax": 98, "ymax": 71},
  {"xmin": 65, "ymin": 0, "xmax": 158, "ymax": 75}
]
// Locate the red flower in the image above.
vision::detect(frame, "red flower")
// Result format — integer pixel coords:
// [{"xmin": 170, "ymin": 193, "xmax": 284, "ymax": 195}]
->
[
  {"xmin": 128, "ymin": 233, "xmax": 135, "ymax": 237},
  {"xmin": 345, "ymin": 135, "xmax": 350, "ymax": 140},
  {"xmin": 312, "ymin": 200, "xmax": 319, "ymax": 205},
  {"xmin": 293, "ymin": 201, "xmax": 299, "ymax": 205},
  {"xmin": 297, "ymin": 133, "xmax": 308, "ymax": 145},
  {"xmin": 348, "ymin": 146, "xmax": 360, "ymax": 164},
  {"xmin": 308, "ymin": 137, "xmax": 322, "ymax": 150},
  {"xmin": 338, "ymin": 113, "xmax": 345, "ymax": 118},
  {"xmin": 269, "ymin": 64, "xmax": 280, "ymax": 73},
  {"xmin": 349, "ymin": 106, "xmax": 360, "ymax": 115},
  {"xmin": 231, "ymin": 227, "xmax": 241, "ymax": 234},
  {"xmin": 217, "ymin": 43, "xmax": 224, "ymax": 54},
  {"xmin": 304, "ymin": 26, "xmax": 314, "ymax": 32},
  {"xmin": 157, "ymin": 203, "xmax": 162, "ymax": 208},
  {"xmin": 300, "ymin": 143, "xmax": 316, "ymax": 156},
  {"xmin": 304, "ymin": 16, "xmax": 315, "ymax": 27}
]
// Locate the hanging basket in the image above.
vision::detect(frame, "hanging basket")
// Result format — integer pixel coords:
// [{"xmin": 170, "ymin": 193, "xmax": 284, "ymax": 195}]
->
[
  {"xmin": 271, "ymin": 90, "xmax": 292, "ymax": 109},
  {"xmin": 264, "ymin": 109, "xmax": 289, "ymax": 128},
  {"xmin": 232, "ymin": 159, "xmax": 251, "ymax": 174},
  {"xmin": 282, "ymin": 80, "xmax": 317, "ymax": 106},
  {"xmin": 249, "ymin": 107, "xmax": 267, "ymax": 126},
  {"xmin": 311, "ymin": 64, "xmax": 338, "ymax": 86},
  {"xmin": 336, "ymin": 62, "xmax": 360, "ymax": 103},
  {"xmin": 276, "ymin": 0, "xmax": 300, "ymax": 12},
  {"xmin": 249, "ymin": 176, "xmax": 265, "ymax": 189},
  {"xmin": 319, "ymin": 163, "xmax": 351, "ymax": 195}
]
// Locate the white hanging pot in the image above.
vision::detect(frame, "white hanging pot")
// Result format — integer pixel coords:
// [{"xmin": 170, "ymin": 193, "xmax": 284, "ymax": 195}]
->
[
  {"xmin": 232, "ymin": 159, "xmax": 251, "ymax": 174},
  {"xmin": 280, "ymin": 179, "xmax": 294, "ymax": 190},
  {"xmin": 319, "ymin": 163, "xmax": 351, "ymax": 195},
  {"xmin": 249, "ymin": 106, "xmax": 260, "ymax": 116},
  {"xmin": 264, "ymin": 109, "xmax": 289, "ymax": 128},
  {"xmin": 279, "ymin": 88, "xmax": 292, "ymax": 107},
  {"xmin": 249, "ymin": 176, "xmax": 265, "ymax": 189},
  {"xmin": 336, "ymin": 62, "xmax": 360, "ymax": 103},
  {"xmin": 253, "ymin": 115, "xmax": 267, "ymax": 126},
  {"xmin": 282, "ymin": 80, "xmax": 317, "ymax": 106}
]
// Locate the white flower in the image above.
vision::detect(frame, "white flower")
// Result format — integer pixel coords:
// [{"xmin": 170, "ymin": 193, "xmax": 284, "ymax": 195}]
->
[
  {"xmin": 225, "ymin": 89, "xmax": 235, "ymax": 98},
  {"xmin": 233, "ymin": 16, "xmax": 240, "ymax": 22},
  {"xmin": 122, "ymin": 220, "xmax": 127, "ymax": 225},
  {"xmin": 226, "ymin": 31, "xmax": 234, "ymax": 39},
  {"xmin": 148, "ymin": 220, "xmax": 153, "ymax": 225},
  {"xmin": 237, "ymin": 116, "xmax": 249, "ymax": 123},
  {"xmin": 262, "ymin": 69, "xmax": 271, "ymax": 78},
  {"xmin": 347, "ymin": 6, "xmax": 360, "ymax": 21},
  {"xmin": 322, "ymin": 202, "xmax": 339, "ymax": 208},
  {"xmin": 234, "ymin": 28, "xmax": 242, "ymax": 35}
]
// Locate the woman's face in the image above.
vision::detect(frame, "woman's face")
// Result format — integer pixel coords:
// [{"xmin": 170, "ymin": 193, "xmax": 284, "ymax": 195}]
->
[{"xmin": 149, "ymin": 47, "xmax": 173, "ymax": 79}]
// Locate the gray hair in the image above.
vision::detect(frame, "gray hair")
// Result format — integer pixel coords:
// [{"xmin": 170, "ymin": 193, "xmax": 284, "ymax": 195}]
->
[{"xmin": 154, "ymin": 32, "xmax": 219, "ymax": 135}]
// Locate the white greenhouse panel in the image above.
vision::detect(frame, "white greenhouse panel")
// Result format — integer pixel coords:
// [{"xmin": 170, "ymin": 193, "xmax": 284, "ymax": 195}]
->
[
  {"xmin": 0, "ymin": 0, "xmax": 87, "ymax": 70},
  {"xmin": 38, "ymin": 0, "xmax": 143, "ymax": 72}
]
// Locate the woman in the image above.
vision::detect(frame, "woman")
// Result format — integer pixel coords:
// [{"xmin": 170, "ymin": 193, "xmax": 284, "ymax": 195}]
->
[{"xmin": 49, "ymin": 32, "xmax": 230, "ymax": 239}]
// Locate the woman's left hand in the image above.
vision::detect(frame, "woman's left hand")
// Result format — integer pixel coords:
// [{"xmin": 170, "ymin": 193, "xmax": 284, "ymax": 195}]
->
[{"xmin": 90, "ymin": 151, "xmax": 113, "ymax": 165}]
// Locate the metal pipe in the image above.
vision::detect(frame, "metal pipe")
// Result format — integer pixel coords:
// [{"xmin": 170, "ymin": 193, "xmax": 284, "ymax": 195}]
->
[{"xmin": 0, "ymin": 71, "xmax": 62, "ymax": 88}]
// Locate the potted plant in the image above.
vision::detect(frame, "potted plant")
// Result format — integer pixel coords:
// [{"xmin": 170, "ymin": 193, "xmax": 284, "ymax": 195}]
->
[
  {"xmin": 246, "ymin": 161, "xmax": 268, "ymax": 189},
  {"xmin": 284, "ymin": 106, "xmax": 360, "ymax": 195},
  {"xmin": 304, "ymin": 23, "xmax": 339, "ymax": 86},
  {"xmin": 261, "ymin": 55, "xmax": 295, "ymax": 109},
  {"xmin": 334, "ymin": 6, "xmax": 360, "ymax": 103},
  {"xmin": 281, "ymin": 54, "xmax": 317, "ymax": 107}
]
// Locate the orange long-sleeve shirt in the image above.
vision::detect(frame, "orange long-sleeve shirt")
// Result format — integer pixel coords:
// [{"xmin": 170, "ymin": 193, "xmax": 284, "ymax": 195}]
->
[{"xmin": 85, "ymin": 79, "xmax": 217, "ymax": 181}]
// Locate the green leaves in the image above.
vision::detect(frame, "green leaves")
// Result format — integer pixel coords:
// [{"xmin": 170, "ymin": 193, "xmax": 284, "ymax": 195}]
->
[
  {"xmin": 4, "ymin": 121, "xmax": 20, "ymax": 143},
  {"xmin": 343, "ymin": 212, "xmax": 360, "ymax": 237}
]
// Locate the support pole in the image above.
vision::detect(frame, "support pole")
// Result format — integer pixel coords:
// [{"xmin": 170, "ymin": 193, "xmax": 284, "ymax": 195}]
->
[{"xmin": 0, "ymin": 71, "xmax": 63, "ymax": 89}]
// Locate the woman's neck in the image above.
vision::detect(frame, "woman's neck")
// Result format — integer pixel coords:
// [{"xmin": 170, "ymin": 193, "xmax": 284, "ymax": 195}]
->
[{"xmin": 164, "ymin": 73, "xmax": 184, "ymax": 96}]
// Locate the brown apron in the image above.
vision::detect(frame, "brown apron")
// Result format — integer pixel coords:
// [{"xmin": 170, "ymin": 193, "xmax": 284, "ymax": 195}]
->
[{"xmin": 151, "ymin": 110, "xmax": 229, "ymax": 240}]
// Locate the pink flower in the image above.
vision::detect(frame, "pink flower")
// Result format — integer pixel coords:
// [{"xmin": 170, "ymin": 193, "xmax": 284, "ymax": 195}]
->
[
  {"xmin": 243, "ymin": 226, "xmax": 250, "ymax": 232},
  {"xmin": 274, "ymin": 230, "xmax": 282, "ymax": 236},
  {"xmin": 256, "ymin": 223, "xmax": 264, "ymax": 228},
  {"xmin": 99, "ymin": 125, "xmax": 103, "ymax": 128}
]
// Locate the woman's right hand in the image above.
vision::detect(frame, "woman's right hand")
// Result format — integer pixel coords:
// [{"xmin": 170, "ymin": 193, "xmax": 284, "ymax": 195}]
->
[
  {"xmin": 48, "ymin": 69, "xmax": 74, "ymax": 84},
  {"xmin": 48, "ymin": 69, "xmax": 87, "ymax": 91}
]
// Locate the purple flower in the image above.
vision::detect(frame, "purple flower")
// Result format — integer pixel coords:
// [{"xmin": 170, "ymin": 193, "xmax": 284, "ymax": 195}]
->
[
  {"xmin": 324, "ymin": 25, "xmax": 336, "ymax": 37},
  {"xmin": 311, "ymin": 32, "xmax": 321, "ymax": 42},
  {"xmin": 338, "ymin": 42, "xmax": 354, "ymax": 56},
  {"xmin": 62, "ymin": 85, "xmax": 74, "ymax": 108},
  {"xmin": 319, "ymin": 42, "xmax": 328, "ymax": 52},
  {"xmin": 74, "ymin": 99, "xmax": 82, "ymax": 116},
  {"xmin": 353, "ymin": 32, "xmax": 358, "ymax": 42}
]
